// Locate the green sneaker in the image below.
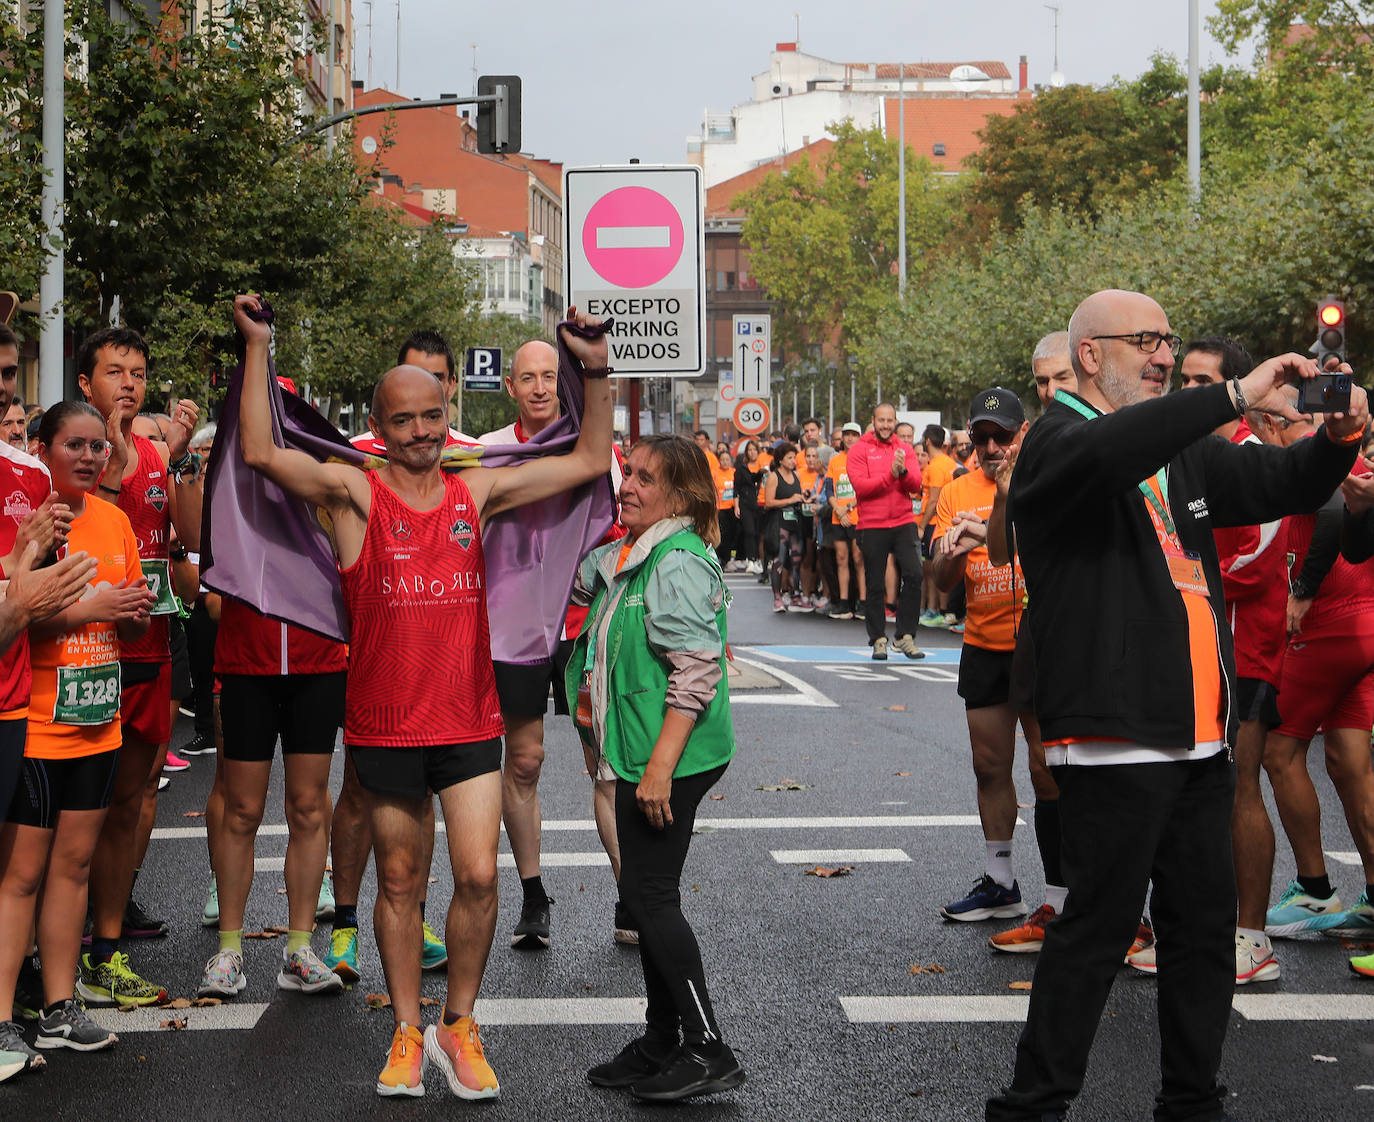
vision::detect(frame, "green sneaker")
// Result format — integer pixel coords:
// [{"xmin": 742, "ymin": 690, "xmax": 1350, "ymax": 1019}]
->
[
  {"xmin": 201, "ymin": 876, "xmax": 219, "ymax": 928},
  {"xmin": 316, "ymin": 876, "xmax": 336, "ymax": 922},
  {"xmin": 323, "ymin": 926, "xmax": 359, "ymax": 984},
  {"xmin": 421, "ymin": 920, "xmax": 448, "ymax": 971},
  {"xmin": 1328, "ymin": 889, "xmax": 1374, "ymax": 936},
  {"xmin": 1352, "ymin": 951, "xmax": 1374, "ymax": 978},
  {"xmin": 0, "ymin": 1020, "xmax": 45, "ymax": 1082},
  {"xmin": 76, "ymin": 952, "xmax": 169, "ymax": 1008}
]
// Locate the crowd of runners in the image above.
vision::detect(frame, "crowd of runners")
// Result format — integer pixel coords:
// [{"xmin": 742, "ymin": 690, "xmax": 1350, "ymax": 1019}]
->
[{"xmin": 0, "ymin": 283, "xmax": 1373, "ymax": 1119}]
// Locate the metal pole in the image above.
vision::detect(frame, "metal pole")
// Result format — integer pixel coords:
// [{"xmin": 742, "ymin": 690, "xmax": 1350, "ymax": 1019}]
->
[
  {"xmin": 327, "ymin": 1, "xmax": 336, "ymax": 154},
  {"xmin": 792, "ymin": 386, "xmax": 798, "ymax": 426},
  {"xmin": 897, "ymin": 63, "xmax": 906, "ymax": 302},
  {"xmin": 39, "ymin": 0, "xmax": 64, "ymax": 407},
  {"xmin": 809, "ymin": 384, "xmax": 814, "ymax": 419},
  {"xmin": 877, "ymin": 372, "xmax": 882, "ymax": 408},
  {"xmin": 1187, "ymin": 0, "xmax": 1201, "ymax": 199},
  {"xmin": 828, "ymin": 379, "xmax": 834, "ymax": 433},
  {"xmin": 850, "ymin": 374, "xmax": 856, "ymax": 423}
]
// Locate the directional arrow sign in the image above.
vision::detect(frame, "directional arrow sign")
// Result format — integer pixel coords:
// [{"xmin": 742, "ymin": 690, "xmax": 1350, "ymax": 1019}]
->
[{"xmin": 734, "ymin": 314, "xmax": 770, "ymax": 397}]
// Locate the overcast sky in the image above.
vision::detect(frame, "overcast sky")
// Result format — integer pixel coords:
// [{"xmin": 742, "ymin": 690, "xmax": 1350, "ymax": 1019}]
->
[{"xmin": 355, "ymin": 1, "xmax": 1249, "ymax": 167}]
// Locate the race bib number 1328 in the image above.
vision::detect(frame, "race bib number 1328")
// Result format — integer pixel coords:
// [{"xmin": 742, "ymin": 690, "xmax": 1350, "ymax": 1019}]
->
[{"xmin": 53, "ymin": 663, "xmax": 121, "ymax": 725}]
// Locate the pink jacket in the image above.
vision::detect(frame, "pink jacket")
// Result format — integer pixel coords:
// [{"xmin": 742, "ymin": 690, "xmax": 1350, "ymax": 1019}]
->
[{"xmin": 846, "ymin": 431, "xmax": 922, "ymax": 529}]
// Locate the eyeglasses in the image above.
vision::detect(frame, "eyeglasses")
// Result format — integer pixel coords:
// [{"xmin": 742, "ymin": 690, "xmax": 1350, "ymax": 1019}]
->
[
  {"xmin": 60, "ymin": 438, "xmax": 112, "ymax": 457},
  {"xmin": 970, "ymin": 427, "xmax": 1018, "ymax": 447},
  {"xmin": 1090, "ymin": 331, "xmax": 1183, "ymax": 358}
]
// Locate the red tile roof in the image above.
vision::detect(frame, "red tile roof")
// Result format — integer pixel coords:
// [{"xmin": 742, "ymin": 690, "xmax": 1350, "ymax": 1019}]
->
[
  {"xmin": 883, "ymin": 95, "xmax": 1024, "ymax": 170},
  {"xmin": 705, "ymin": 139, "xmax": 836, "ymax": 218},
  {"xmin": 870, "ymin": 61, "xmax": 1013, "ymax": 81}
]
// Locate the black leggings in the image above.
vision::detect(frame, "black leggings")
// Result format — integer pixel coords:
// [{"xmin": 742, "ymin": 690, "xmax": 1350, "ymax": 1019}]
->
[
  {"xmin": 616, "ymin": 763, "xmax": 728, "ymax": 1046},
  {"xmin": 770, "ymin": 525, "xmax": 804, "ymax": 596},
  {"xmin": 735, "ymin": 502, "xmax": 759, "ymax": 562}
]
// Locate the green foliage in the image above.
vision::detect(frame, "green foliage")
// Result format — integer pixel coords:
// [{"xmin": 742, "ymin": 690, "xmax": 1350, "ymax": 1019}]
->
[
  {"xmin": 735, "ymin": 121, "xmax": 951, "ymax": 371},
  {"xmin": 1211, "ymin": 1, "xmax": 1374, "ymax": 77}
]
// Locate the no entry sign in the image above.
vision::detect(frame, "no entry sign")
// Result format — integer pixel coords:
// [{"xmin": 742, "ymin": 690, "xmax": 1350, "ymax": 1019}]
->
[{"xmin": 564, "ymin": 165, "xmax": 705, "ymax": 376}]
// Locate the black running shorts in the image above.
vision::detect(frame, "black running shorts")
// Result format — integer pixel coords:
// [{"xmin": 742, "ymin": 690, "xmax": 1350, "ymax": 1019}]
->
[
  {"xmin": 492, "ymin": 639, "xmax": 574, "ymax": 719},
  {"xmin": 1234, "ymin": 676, "xmax": 1281, "ymax": 730},
  {"xmin": 348, "ymin": 738, "xmax": 502, "ymax": 800},
  {"xmin": 957, "ymin": 642, "xmax": 1014, "ymax": 711},
  {"xmin": 219, "ymin": 672, "xmax": 346, "ymax": 762},
  {"xmin": 7, "ymin": 749, "xmax": 121, "ymax": 828}
]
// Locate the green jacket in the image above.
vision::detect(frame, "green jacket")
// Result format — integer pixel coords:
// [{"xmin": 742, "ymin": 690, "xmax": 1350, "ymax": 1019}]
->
[{"xmin": 566, "ymin": 521, "xmax": 735, "ymax": 783}]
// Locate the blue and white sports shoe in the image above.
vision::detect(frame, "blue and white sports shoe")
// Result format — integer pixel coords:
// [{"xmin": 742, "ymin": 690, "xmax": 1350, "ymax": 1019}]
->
[
  {"xmin": 1327, "ymin": 889, "xmax": 1374, "ymax": 936},
  {"xmin": 940, "ymin": 875, "xmax": 1027, "ymax": 922},
  {"xmin": 1265, "ymin": 879, "xmax": 1345, "ymax": 937}
]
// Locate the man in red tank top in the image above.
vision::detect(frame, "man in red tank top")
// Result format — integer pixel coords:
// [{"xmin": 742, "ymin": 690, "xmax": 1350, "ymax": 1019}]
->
[
  {"xmin": 233, "ymin": 293, "xmax": 613, "ymax": 1100},
  {"xmin": 75, "ymin": 327, "xmax": 203, "ymax": 1007}
]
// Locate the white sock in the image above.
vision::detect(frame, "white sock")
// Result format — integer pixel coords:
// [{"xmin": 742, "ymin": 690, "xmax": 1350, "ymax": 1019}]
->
[
  {"xmin": 1236, "ymin": 926, "xmax": 1266, "ymax": 943},
  {"xmin": 985, "ymin": 839, "xmax": 1014, "ymax": 889},
  {"xmin": 1044, "ymin": 884, "xmax": 1068, "ymax": 914}
]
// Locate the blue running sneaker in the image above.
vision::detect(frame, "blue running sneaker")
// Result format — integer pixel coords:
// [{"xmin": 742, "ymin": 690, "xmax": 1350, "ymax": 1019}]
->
[
  {"xmin": 421, "ymin": 921, "xmax": 448, "ymax": 971},
  {"xmin": 940, "ymin": 875, "xmax": 1027, "ymax": 922},
  {"xmin": 1265, "ymin": 879, "xmax": 1345, "ymax": 937},
  {"xmin": 324, "ymin": 926, "xmax": 359, "ymax": 984},
  {"xmin": 1327, "ymin": 889, "xmax": 1374, "ymax": 936}
]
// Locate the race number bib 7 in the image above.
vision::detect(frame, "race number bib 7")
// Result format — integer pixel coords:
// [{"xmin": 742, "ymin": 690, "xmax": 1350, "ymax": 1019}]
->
[
  {"xmin": 141, "ymin": 559, "xmax": 179, "ymax": 616},
  {"xmin": 54, "ymin": 662, "xmax": 121, "ymax": 725}
]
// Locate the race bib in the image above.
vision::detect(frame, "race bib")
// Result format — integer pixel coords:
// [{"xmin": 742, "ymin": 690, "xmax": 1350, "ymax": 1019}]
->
[
  {"xmin": 721, "ymin": 485, "xmax": 734, "ymax": 503},
  {"xmin": 141, "ymin": 559, "xmax": 179, "ymax": 616},
  {"xmin": 54, "ymin": 662, "xmax": 121, "ymax": 725},
  {"xmin": 782, "ymin": 507, "xmax": 798, "ymax": 522},
  {"xmin": 836, "ymin": 475, "xmax": 854, "ymax": 499}
]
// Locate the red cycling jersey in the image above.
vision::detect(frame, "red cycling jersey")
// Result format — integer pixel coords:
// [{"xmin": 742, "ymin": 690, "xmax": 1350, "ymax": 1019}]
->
[
  {"xmin": 116, "ymin": 433, "xmax": 172, "ymax": 663},
  {"xmin": 0, "ymin": 445, "xmax": 53, "ymax": 715},
  {"xmin": 214, "ymin": 597, "xmax": 348, "ymax": 676},
  {"xmin": 338, "ymin": 471, "xmax": 504, "ymax": 747}
]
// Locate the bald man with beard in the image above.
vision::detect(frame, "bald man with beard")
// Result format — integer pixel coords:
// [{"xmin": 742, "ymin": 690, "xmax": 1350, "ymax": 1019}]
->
[{"xmin": 986, "ymin": 289, "xmax": 1368, "ymax": 1122}]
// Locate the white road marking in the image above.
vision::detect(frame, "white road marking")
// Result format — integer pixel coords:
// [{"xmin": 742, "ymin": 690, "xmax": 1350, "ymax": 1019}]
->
[
  {"xmin": 771, "ymin": 848, "xmax": 910, "ymax": 864},
  {"xmin": 152, "ymin": 814, "xmax": 1010, "ymax": 840},
  {"xmin": 1232, "ymin": 994, "xmax": 1374, "ymax": 1021},
  {"xmin": 595, "ymin": 225, "xmax": 670, "ymax": 250},
  {"xmin": 254, "ymin": 856, "xmax": 284, "ymax": 871},
  {"xmin": 842, "ymin": 995, "xmax": 1030, "ymax": 1022},
  {"xmin": 1326, "ymin": 850, "xmax": 1362, "ymax": 867},
  {"xmin": 88, "ymin": 1003, "xmax": 271, "ymax": 1033},
  {"xmin": 728, "ymin": 655, "xmax": 838, "ymax": 708},
  {"xmin": 473, "ymin": 997, "xmax": 646, "ymax": 1025},
  {"xmin": 498, "ymin": 852, "xmax": 609, "ymax": 867}
]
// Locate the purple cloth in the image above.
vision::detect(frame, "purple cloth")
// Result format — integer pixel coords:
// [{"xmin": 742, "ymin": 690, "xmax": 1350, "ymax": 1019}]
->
[{"xmin": 201, "ymin": 309, "xmax": 614, "ymax": 664}]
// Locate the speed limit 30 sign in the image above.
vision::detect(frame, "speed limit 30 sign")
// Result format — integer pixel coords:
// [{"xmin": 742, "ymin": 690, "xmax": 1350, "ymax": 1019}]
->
[{"xmin": 734, "ymin": 397, "xmax": 769, "ymax": 435}]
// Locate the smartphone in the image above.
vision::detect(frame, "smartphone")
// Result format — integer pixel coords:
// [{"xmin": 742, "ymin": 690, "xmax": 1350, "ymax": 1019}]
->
[{"xmin": 1300, "ymin": 373, "xmax": 1353, "ymax": 415}]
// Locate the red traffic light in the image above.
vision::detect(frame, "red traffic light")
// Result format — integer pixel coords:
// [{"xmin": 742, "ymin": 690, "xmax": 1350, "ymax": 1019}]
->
[{"xmin": 1320, "ymin": 303, "xmax": 1344, "ymax": 327}]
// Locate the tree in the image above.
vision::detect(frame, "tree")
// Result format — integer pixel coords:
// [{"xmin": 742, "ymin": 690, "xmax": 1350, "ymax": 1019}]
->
[
  {"xmin": 1212, "ymin": 1, "xmax": 1374, "ymax": 78},
  {"xmin": 734, "ymin": 121, "xmax": 951, "ymax": 378}
]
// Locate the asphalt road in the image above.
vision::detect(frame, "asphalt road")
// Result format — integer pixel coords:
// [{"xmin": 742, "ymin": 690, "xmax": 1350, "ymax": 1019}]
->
[{"xmin": 10, "ymin": 570, "xmax": 1374, "ymax": 1120}]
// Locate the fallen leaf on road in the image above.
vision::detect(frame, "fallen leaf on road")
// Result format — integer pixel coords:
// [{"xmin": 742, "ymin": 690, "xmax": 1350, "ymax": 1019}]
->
[
  {"xmin": 418, "ymin": 997, "xmax": 439, "ymax": 1007},
  {"xmin": 908, "ymin": 963, "xmax": 946, "ymax": 975},
  {"xmin": 244, "ymin": 931, "xmax": 280, "ymax": 940},
  {"xmin": 165, "ymin": 998, "xmax": 193, "ymax": 1009},
  {"xmin": 886, "ymin": 705, "xmax": 907, "ymax": 712},
  {"xmin": 161, "ymin": 1017, "xmax": 188, "ymax": 1030},
  {"xmin": 1017, "ymin": 802, "xmax": 1033, "ymax": 809},
  {"xmin": 756, "ymin": 783, "xmax": 810, "ymax": 791},
  {"xmin": 364, "ymin": 993, "xmax": 391, "ymax": 1009},
  {"xmin": 895, "ymin": 771, "xmax": 911, "ymax": 777},
  {"xmin": 710, "ymin": 793, "xmax": 726, "ymax": 800},
  {"xmin": 191, "ymin": 998, "xmax": 222, "ymax": 1007},
  {"xmin": 1008, "ymin": 981, "xmax": 1033, "ymax": 991},
  {"xmin": 805, "ymin": 866, "xmax": 854, "ymax": 878},
  {"xmin": 276, "ymin": 888, "xmax": 288, "ymax": 894},
  {"xmin": 1312, "ymin": 1054, "xmax": 1338, "ymax": 1063},
  {"xmin": 182, "ymin": 811, "xmax": 205, "ymax": 818},
  {"xmin": 266, "ymin": 925, "xmax": 289, "ymax": 935},
  {"xmin": 1340, "ymin": 938, "xmax": 1374, "ymax": 952},
  {"xmin": 428, "ymin": 877, "xmax": 437, "ymax": 884}
]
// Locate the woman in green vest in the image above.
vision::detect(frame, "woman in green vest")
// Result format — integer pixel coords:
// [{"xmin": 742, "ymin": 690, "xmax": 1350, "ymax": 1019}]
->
[{"xmin": 568, "ymin": 434, "xmax": 743, "ymax": 1103}]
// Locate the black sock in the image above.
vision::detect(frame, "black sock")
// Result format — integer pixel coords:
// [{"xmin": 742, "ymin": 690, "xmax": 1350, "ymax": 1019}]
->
[
  {"xmin": 43, "ymin": 1001, "xmax": 65, "ymax": 1017},
  {"xmin": 419, "ymin": 898, "xmax": 426, "ymax": 922},
  {"xmin": 1034, "ymin": 799, "xmax": 1063, "ymax": 887},
  {"xmin": 90, "ymin": 936, "xmax": 119, "ymax": 963},
  {"xmin": 1366, "ymin": 884, "xmax": 1374, "ymax": 904},
  {"xmin": 684, "ymin": 1034, "xmax": 724, "ymax": 1057},
  {"xmin": 333, "ymin": 903, "xmax": 358, "ymax": 931},
  {"xmin": 521, "ymin": 875, "xmax": 548, "ymax": 906},
  {"xmin": 1297, "ymin": 873, "xmax": 1333, "ymax": 900}
]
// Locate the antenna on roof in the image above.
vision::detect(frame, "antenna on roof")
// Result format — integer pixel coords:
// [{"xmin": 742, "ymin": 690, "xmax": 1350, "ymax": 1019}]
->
[
  {"xmin": 1045, "ymin": 4, "xmax": 1065, "ymax": 88},
  {"xmin": 794, "ymin": 10, "xmax": 800, "ymax": 48}
]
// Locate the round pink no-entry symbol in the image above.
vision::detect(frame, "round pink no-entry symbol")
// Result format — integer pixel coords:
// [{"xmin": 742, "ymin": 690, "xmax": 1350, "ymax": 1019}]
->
[{"xmin": 582, "ymin": 186, "xmax": 684, "ymax": 289}]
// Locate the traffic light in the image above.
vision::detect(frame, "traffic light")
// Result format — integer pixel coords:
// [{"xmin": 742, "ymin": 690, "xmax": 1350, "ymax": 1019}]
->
[
  {"xmin": 1311, "ymin": 296, "xmax": 1346, "ymax": 367},
  {"xmin": 476, "ymin": 75, "xmax": 521, "ymax": 155}
]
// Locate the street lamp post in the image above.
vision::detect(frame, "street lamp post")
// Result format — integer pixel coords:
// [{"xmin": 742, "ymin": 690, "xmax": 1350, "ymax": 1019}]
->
[
  {"xmin": 1187, "ymin": 0, "xmax": 1201, "ymax": 199},
  {"xmin": 39, "ymin": 0, "xmax": 65, "ymax": 406}
]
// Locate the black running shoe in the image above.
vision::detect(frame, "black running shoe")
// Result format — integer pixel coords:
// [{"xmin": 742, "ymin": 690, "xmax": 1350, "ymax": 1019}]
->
[
  {"xmin": 122, "ymin": 898, "xmax": 169, "ymax": 939},
  {"xmin": 510, "ymin": 898, "xmax": 552, "ymax": 949},
  {"xmin": 588, "ymin": 1036, "xmax": 673, "ymax": 1088},
  {"xmin": 13, "ymin": 956, "xmax": 43, "ymax": 1021},
  {"xmin": 177, "ymin": 732, "xmax": 216, "ymax": 756},
  {"xmin": 630, "ymin": 1042, "xmax": 746, "ymax": 1102}
]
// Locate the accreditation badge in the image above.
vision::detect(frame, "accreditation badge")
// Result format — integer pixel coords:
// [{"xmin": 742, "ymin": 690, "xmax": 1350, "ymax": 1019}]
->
[{"xmin": 1164, "ymin": 548, "xmax": 1209, "ymax": 597}]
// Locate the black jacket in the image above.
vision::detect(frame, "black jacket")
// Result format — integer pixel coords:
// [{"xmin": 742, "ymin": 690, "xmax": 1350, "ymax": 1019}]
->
[{"xmin": 1009, "ymin": 382, "xmax": 1356, "ymax": 750}]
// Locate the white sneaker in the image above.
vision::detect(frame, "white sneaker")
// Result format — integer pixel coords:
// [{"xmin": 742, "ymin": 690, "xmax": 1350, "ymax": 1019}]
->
[{"xmin": 1235, "ymin": 930, "xmax": 1280, "ymax": 984}]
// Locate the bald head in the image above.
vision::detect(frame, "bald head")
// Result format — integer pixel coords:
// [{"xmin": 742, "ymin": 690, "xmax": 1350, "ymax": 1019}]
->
[
  {"xmin": 1066, "ymin": 289, "xmax": 1174, "ymax": 410},
  {"xmin": 512, "ymin": 339, "xmax": 557, "ymax": 376},
  {"xmin": 507, "ymin": 338, "xmax": 560, "ymax": 434},
  {"xmin": 371, "ymin": 364, "xmax": 447, "ymax": 420}
]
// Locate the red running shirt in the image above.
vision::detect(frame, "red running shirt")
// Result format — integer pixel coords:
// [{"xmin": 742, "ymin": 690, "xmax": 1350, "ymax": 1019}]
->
[
  {"xmin": 339, "ymin": 471, "xmax": 504, "ymax": 747},
  {"xmin": 116, "ymin": 433, "xmax": 171, "ymax": 663},
  {"xmin": 0, "ymin": 446, "xmax": 53, "ymax": 715}
]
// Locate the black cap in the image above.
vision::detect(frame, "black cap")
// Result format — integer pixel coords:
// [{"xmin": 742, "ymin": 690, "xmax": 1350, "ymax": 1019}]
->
[{"xmin": 968, "ymin": 386, "xmax": 1025, "ymax": 430}]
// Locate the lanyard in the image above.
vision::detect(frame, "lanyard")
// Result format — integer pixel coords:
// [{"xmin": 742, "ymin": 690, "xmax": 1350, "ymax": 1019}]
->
[{"xmin": 1054, "ymin": 390, "xmax": 1176, "ymax": 537}]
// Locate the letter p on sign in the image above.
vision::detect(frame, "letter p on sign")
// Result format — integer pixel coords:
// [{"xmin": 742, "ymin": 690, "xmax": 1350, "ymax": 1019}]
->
[{"xmin": 464, "ymin": 347, "xmax": 503, "ymax": 392}]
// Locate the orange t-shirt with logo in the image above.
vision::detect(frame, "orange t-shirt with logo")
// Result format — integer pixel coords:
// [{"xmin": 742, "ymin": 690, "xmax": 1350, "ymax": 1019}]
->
[
  {"xmin": 933, "ymin": 470, "xmax": 1023, "ymax": 651},
  {"xmin": 26, "ymin": 496, "xmax": 144, "ymax": 760},
  {"xmin": 827, "ymin": 451, "xmax": 857, "ymax": 526},
  {"xmin": 921, "ymin": 451, "xmax": 957, "ymax": 513},
  {"xmin": 714, "ymin": 466, "xmax": 735, "ymax": 511}
]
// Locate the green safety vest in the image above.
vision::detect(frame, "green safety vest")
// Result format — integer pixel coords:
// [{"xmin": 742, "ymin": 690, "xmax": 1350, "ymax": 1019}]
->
[{"xmin": 566, "ymin": 530, "xmax": 735, "ymax": 783}]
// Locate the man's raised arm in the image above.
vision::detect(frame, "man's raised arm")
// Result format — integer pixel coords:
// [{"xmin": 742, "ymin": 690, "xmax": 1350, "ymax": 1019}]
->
[
  {"xmin": 233, "ymin": 294, "xmax": 359, "ymax": 511},
  {"xmin": 475, "ymin": 306, "xmax": 614, "ymax": 520}
]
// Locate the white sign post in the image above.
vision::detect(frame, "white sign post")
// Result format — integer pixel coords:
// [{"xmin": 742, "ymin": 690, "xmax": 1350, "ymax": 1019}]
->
[
  {"xmin": 733, "ymin": 314, "xmax": 771, "ymax": 397},
  {"xmin": 564, "ymin": 165, "xmax": 705, "ymax": 376}
]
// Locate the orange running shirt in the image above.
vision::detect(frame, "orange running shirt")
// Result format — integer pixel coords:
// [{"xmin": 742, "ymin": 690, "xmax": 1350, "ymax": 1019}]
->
[
  {"xmin": 827, "ymin": 451, "xmax": 856, "ymax": 526},
  {"xmin": 714, "ymin": 466, "xmax": 735, "ymax": 511},
  {"xmin": 921, "ymin": 451, "xmax": 957, "ymax": 512},
  {"xmin": 932, "ymin": 470, "xmax": 1024, "ymax": 651},
  {"xmin": 26, "ymin": 496, "xmax": 144, "ymax": 760}
]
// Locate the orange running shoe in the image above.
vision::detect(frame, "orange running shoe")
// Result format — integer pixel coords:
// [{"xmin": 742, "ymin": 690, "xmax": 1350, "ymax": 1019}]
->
[
  {"xmin": 989, "ymin": 903, "xmax": 1056, "ymax": 953},
  {"xmin": 424, "ymin": 1015, "xmax": 500, "ymax": 1100},
  {"xmin": 1125, "ymin": 917, "xmax": 1157, "ymax": 974},
  {"xmin": 376, "ymin": 1022, "xmax": 426, "ymax": 1097}
]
